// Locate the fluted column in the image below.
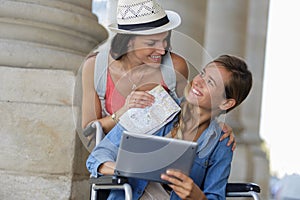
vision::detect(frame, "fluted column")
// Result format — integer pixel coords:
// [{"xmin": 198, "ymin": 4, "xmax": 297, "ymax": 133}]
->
[
  {"xmin": 0, "ymin": 0, "xmax": 107, "ymax": 199},
  {"xmin": 203, "ymin": 0, "xmax": 270, "ymax": 199}
]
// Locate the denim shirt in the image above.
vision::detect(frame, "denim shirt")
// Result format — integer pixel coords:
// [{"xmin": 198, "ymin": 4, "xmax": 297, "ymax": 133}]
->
[{"xmin": 86, "ymin": 118, "xmax": 233, "ymax": 200}]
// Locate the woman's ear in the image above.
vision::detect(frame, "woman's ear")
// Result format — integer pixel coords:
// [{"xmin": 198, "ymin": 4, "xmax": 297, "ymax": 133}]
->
[
  {"xmin": 219, "ymin": 99, "xmax": 236, "ymax": 111},
  {"xmin": 128, "ymin": 41, "xmax": 132, "ymax": 49},
  {"xmin": 128, "ymin": 39, "xmax": 135, "ymax": 48}
]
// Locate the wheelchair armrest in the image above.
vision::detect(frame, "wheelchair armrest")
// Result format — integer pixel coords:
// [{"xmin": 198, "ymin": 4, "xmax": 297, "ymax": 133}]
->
[
  {"xmin": 226, "ymin": 182, "xmax": 261, "ymax": 193},
  {"xmin": 90, "ymin": 175, "xmax": 128, "ymax": 185},
  {"xmin": 226, "ymin": 182, "xmax": 261, "ymax": 199},
  {"xmin": 90, "ymin": 175, "xmax": 132, "ymax": 200}
]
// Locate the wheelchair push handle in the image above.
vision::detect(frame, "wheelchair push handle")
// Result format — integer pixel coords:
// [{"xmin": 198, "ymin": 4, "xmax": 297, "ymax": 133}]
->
[{"xmin": 83, "ymin": 122, "xmax": 97, "ymax": 137}]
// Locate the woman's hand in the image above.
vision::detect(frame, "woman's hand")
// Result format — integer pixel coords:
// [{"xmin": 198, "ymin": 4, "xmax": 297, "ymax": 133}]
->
[
  {"xmin": 219, "ymin": 122, "xmax": 236, "ymax": 151},
  {"xmin": 124, "ymin": 91, "xmax": 155, "ymax": 109},
  {"xmin": 98, "ymin": 161, "xmax": 116, "ymax": 175},
  {"xmin": 108, "ymin": 90, "xmax": 155, "ymax": 128},
  {"xmin": 161, "ymin": 170, "xmax": 207, "ymax": 200}
]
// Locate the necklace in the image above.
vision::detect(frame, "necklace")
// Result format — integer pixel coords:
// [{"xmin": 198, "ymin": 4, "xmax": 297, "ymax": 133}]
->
[
  {"xmin": 120, "ymin": 58, "xmax": 147, "ymax": 91},
  {"xmin": 124, "ymin": 63, "xmax": 147, "ymax": 91},
  {"xmin": 127, "ymin": 70, "xmax": 145, "ymax": 90},
  {"xmin": 127, "ymin": 73, "xmax": 137, "ymax": 90}
]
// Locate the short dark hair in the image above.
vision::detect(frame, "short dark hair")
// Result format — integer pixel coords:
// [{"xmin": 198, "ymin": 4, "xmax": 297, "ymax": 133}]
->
[
  {"xmin": 211, "ymin": 55, "xmax": 253, "ymax": 112},
  {"xmin": 110, "ymin": 32, "xmax": 172, "ymax": 60}
]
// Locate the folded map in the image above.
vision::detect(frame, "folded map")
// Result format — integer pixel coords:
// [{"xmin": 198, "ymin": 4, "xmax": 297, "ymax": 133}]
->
[{"xmin": 119, "ymin": 85, "xmax": 181, "ymax": 135}]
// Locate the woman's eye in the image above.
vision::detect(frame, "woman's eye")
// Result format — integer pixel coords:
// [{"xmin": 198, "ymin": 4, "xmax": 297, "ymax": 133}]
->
[
  {"xmin": 146, "ymin": 42, "xmax": 156, "ymax": 46},
  {"xmin": 200, "ymin": 70, "xmax": 205, "ymax": 77},
  {"xmin": 207, "ymin": 79, "xmax": 214, "ymax": 87}
]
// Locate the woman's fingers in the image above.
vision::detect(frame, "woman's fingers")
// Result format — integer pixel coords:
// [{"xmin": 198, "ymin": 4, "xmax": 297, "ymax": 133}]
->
[
  {"xmin": 219, "ymin": 122, "xmax": 237, "ymax": 151},
  {"xmin": 127, "ymin": 91, "xmax": 155, "ymax": 108},
  {"xmin": 161, "ymin": 170, "xmax": 194, "ymax": 199},
  {"xmin": 161, "ymin": 170, "xmax": 192, "ymax": 189}
]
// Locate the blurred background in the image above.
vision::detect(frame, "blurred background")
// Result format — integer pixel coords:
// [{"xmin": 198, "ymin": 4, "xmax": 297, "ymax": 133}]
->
[{"xmin": 261, "ymin": 0, "xmax": 300, "ymax": 198}]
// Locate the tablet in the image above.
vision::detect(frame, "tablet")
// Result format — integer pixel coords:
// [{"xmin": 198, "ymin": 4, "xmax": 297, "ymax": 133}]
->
[{"xmin": 114, "ymin": 131, "xmax": 198, "ymax": 184}]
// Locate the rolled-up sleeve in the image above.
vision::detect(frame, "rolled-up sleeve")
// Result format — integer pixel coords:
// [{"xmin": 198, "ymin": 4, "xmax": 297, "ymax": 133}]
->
[{"xmin": 86, "ymin": 124, "xmax": 125, "ymax": 177}]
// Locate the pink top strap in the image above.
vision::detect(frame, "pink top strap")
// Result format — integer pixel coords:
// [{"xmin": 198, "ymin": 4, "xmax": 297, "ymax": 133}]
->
[
  {"xmin": 105, "ymin": 71, "xmax": 126, "ymax": 115},
  {"xmin": 105, "ymin": 71, "xmax": 169, "ymax": 115}
]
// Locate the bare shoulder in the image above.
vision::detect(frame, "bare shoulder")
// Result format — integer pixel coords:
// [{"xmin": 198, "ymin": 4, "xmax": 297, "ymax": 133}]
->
[
  {"xmin": 170, "ymin": 52, "xmax": 188, "ymax": 78},
  {"xmin": 82, "ymin": 54, "xmax": 97, "ymax": 77}
]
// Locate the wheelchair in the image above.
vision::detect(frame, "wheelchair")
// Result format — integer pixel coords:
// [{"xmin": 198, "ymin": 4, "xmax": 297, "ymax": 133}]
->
[{"xmin": 84, "ymin": 121, "xmax": 261, "ymax": 200}]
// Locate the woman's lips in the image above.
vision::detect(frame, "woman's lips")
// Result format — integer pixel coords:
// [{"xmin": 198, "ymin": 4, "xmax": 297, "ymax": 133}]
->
[
  {"xmin": 191, "ymin": 87, "xmax": 202, "ymax": 96},
  {"xmin": 150, "ymin": 55, "xmax": 162, "ymax": 62}
]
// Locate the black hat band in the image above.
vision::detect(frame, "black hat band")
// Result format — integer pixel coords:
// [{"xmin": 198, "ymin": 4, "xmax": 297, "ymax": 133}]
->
[{"xmin": 118, "ymin": 15, "xmax": 169, "ymax": 31}]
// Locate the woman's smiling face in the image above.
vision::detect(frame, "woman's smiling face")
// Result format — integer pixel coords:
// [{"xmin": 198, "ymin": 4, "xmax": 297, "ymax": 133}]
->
[
  {"xmin": 186, "ymin": 63, "xmax": 232, "ymax": 111},
  {"xmin": 127, "ymin": 31, "xmax": 169, "ymax": 67}
]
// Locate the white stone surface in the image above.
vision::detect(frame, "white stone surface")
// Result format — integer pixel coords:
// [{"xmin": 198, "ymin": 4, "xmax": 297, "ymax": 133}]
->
[
  {"xmin": 0, "ymin": 171, "xmax": 71, "ymax": 200},
  {"xmin": 0, "ymin": 0, "xmax": 106, "ymax": 39},
  {"xmin": 0, "ymin": 39, "xmax": 86, "ymax": 70},
  {"xmin": 0, "ymin": 0, "xmax": 106, "ymax": 199},
  {"xmin": 0, "ymin": 66, "xmax": 75, "ymax": 105},
  {"xmin": 0, "ymin": 0, "xmax": 108, "ymax": 70},
  {"xmin": 0, "ymin": 101, "xmax": 76, "ymax": 174}
]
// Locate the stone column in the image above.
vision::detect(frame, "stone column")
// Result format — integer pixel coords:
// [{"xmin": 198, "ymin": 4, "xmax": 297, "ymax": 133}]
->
[
  {"xmin": 161, "ymin": 0, "xmax": 207, "ymax": 44},
  {"xmin": 161, "ymin": 0, "xmax": 208, "ymax": 78},
  {"xmin": 0, "ymin": 0, "xmax": 107, "ymax": 199},
  {"xmin": 203, "ymin": 0, "xmax": 270, "ymax": 199},
  {"xmin": 241, "ymin": 1, "xmax": 270, "ymax": 198}
]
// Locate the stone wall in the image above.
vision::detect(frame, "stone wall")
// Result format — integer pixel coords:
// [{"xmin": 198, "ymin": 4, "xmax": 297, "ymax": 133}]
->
[{"xmin": 0, "ymin": 0, "xmax": 107, "ymax": 199}]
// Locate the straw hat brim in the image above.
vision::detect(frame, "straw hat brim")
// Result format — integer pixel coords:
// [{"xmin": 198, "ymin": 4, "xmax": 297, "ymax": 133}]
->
[{"xmin": 108, "ymin": 10, "xmax": 181, "ymax": 35}]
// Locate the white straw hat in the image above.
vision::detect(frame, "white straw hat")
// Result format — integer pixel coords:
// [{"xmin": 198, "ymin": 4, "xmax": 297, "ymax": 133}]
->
[{"xmin": 108, "ymin": 0, "xmax": 181, "ymax": 35}]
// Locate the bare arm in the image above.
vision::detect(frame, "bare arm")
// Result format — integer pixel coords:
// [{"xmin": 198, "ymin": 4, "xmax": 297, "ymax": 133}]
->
[
  {"xmin": 81, "ymin": 56, "xmax": 155, "ymax": 133},
  {"xmin": 98, "ymin": 161, "xmax": 116, "ymax": 175},
  {"xmin": 81, "ymin": 56, "xmax": 117, "ymax": 133}
]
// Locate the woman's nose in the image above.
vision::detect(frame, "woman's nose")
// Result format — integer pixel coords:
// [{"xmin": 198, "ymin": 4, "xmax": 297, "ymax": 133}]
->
[
  {"xmin": 155, "ymin": 42, "xmax": 166, "ymax": 54},
  {"xmin": 194, "ymin": 75, "xmax": 205, "ymax": 87}
]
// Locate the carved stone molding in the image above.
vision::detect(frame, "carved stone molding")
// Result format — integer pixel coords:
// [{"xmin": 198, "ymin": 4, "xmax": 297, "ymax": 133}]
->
[{"xmin": 0, "ymin": 0, "xmax": 108, "ymax": 70}]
